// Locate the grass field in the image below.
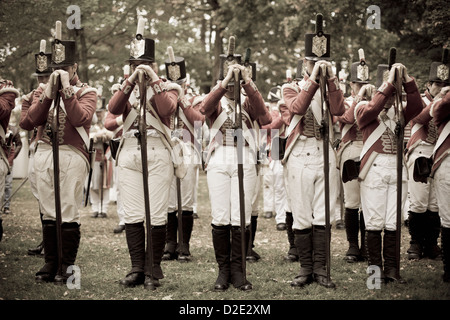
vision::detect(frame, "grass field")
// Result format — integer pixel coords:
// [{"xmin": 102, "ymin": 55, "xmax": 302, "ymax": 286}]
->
[{"xmin": 0, "ymin": 171, "xmax": 449, "ymax": 304}]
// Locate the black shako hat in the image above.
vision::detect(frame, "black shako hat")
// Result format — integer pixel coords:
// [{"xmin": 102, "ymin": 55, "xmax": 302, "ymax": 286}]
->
[
  {"xmin": 305, "ymin": 13, "xmax": 331, "ymax": 61},
  {"xmin": 50, "ymin": 21, "xmax": 76, "ymax": 68},
  {"xmin": 429, "ymin": 48, "xmax": 450, "ymax": 84},
  {"xmin": 376, "ymin": 47, "xmax": 397, "ymax": 88},
  {"xmin": 33, "ymin": 39, "xmax": 52, "ymax": 76},
  {"xmin": 219, "ymin": 36, "xmax": 242, "ymax": 81},
  {"xmin": 128, "ymin": 18, "xmax": 155, "ymax": 63},
  {"xmin": 165, "ymin": 46, "xmax": 186, "ymax": 82},
  {"xmin": 350, "ymin": 48, "xmax": 370, "ymax": 84}
]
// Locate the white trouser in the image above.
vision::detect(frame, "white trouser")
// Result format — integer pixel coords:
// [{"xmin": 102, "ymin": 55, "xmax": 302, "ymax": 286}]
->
[
  {"xmin": 339, "ymin": 141, "xmax": 363, "ymax": 210},
  {"xmin": 27, "ymin": 143, "xmax": 39, "ymax": 201},
  {"xmin": 206, "ymin": 145, "xmax": 257, "ymax": 227},
  {"xmin": 283, "ymin": 166, "xmax": 292, "ymax": 213},
  {"xmin": 34, "ymin": 143, "xmax": 89, "ymax": 224},
  {"xmin": 406, "ymin": 144, "xmax": 438, "ymax": 213},
  {"xmin": 263, "ymin": 165, "xmax": 274, "ymax": 213},
  {"xmin": 286, "ymin": 137, "xmax": 337, "ymax": 230},
  {"xmin": 268, "ymin": 160, "xmax": 287, "ymax": 224},
  {"xmin": 434, "ymin": 156, "xmax": 450, "ymax": 228},
  {"xmin": 251, "ymin": 173, "xmax": 262, "ymax": 216},
  {"xmin": 90, "ymin": 188, "xmax": 110, "ymax": 213},
  {"xmin": 0, "ymin": 157, "xmax": 8, "ymax": 208},
  {"xmin": 360, "ymin": 153, "xmax": 407, "ymax": 231},
  {"xmin": 168, "ymin": 146, "xmax": 200, "ymax": 212},
  {"xmin": 117, "ymin": 136, "xmax": 173, "ymax": 226}
]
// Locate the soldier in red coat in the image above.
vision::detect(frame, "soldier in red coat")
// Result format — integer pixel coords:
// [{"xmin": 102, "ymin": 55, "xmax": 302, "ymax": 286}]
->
[
  {"xmin": 199, "ymin": 37, "xmax": 271, "ymax": 291},
  {"xmin": 336, "ymin": 49, "xmax": 374, "ymax": 263},
  {"xmin": 405, "ymin": 49, "xmax": 449, "ymax": 261},
  {"xmin": 355, "ymin": 61, "xmax": 422, "ymax": 284},
  {"xmin": 22, "ymin": 22, "xmax": 97, "ymax": 284},
  {"xmin": 108, "ymin": 19, "xmax": 181, "ymax": 289},
  {"xmin": 20, "ymin": 40, "xmax": 53, "ymax": 256},
  {"xmin": 282, "ymin": 14, "xmax": 345, "ymax": 289},
  {"xmin": 430, "ymin": 86, "xmax": 450, "ymax": 283},
  {"xmin": 0, "ymin": 76, "xmax": 20, "ymax": 243},
  {"xmin": 162, "ymin": 47, "xmax": 205, "ymax": 262}
]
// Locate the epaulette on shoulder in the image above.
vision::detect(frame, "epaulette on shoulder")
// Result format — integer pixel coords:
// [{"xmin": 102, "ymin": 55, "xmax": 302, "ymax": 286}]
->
[
  {"xmin": 191, "ymin": 95, "xmax": 204, "ymax": 107},
  {"xmin": 165, "ymin": 82, "xmax": 183, "ymax": 98},
  {"xmin": 76, "ymin": 84, "xmax": 98, "ymax": 98},
  {"xmin": 0, "ymin": 80, "xmax": 20, "ymax": 98},
  {"xmin": 22, "ymin": 90, "xmax": 35, "ymax": 102},
  {"xmin": 354, "ymin": 100, "xmax": 368, "ymax": 120},
  {"xmin": 281, "ymin": 82, "xmax": 299, "ymax": 94}
]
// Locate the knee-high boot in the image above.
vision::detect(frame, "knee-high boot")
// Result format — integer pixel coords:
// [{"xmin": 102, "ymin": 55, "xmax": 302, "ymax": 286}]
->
[
  {"xmin": 231, "ymin": 226, "xmax": 252, "ymax": 290},
  {"xmin": 312, "ymin": 225, "xmax": 336, "ymax": 288},
  {"xmin": 423, "ymin": 210, "xmax": 442, "ymax": 260},
  {"xmin": 54, "ymin": 222, "xmax": 81, "ymax": 285},
  {"xmin": 120, "ymin": 222, "xmax": 145, "ymax": 287},
  {"xmin": 212, "ymin": 224, "xmax": 231, "ymax": 291},
  {"xmin": 441, "ymin": 227, "xmax": 450, "ymax": 283},
  {"xmin": 366, "ymin": 230, "xmax": 384, "ymax": 283},
  {"xmin": 35, "ymin": 221, "xmax": 58, "ymax": 283},
  {"xmin": 144, "ymin": 225, "xmax": 166, "ymax": 289},
  {"xmin": 291, "ymin": 228, "xmax": 314, "ymax": 287},
  {"xmin": 383, "ymin": 230, "xmax": 406, "ymax": 284},
  {"xmin": 344, "ymin": 208, "xmax": 361, "ymax": 262},
  {"xmin": 246, "ymin": 215, "xmax": 260, "ymax": 262},
  {"xmin": 284, "ymin": 212, "xmax": 298, "ymax": 262},
  {"xmin": 177, "ymin": 211, "xmax": 194, "ymax": 262},
  {"xmin": 162, "ymin": 211, "xmax": 178, "ymax": 260},
  {"xmin": 359, "ymin": 211, "xmax": 367, "ymax": 260},
  {"xmin": 407, "ymin": 211, "xmax": 425, "ymax": 260}
]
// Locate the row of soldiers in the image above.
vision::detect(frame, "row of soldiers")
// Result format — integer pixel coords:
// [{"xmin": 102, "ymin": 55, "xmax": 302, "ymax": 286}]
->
[{"xmin": 1, "ymin": 13, "xmax": 449, "ymax": 291}]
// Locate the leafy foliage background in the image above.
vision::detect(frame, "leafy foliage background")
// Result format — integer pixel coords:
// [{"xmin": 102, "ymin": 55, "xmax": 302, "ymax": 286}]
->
[{"xmin": 0, "ymin": 0, "xmax": 448, "ymax": 100}]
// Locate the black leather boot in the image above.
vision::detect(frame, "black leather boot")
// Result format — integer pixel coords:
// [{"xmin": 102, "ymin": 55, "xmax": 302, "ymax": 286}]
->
[
  {"xmin": 344, "ymin": 208, "xmax": 361, "ymax": 263},
  {"xmin": 144, "ymin": 225, "xmax": 166, "ymax": 289},
  {"xmin": 246, "ymin": 215, "xmax": 260, "ymax": 262},
  {"xmin": 212, "ymin": 224, "xmax": 231, "ymax": 291},
  {"xmin": 177, "ymin": 211, "xmax": 194, "ymax": 262},
  {"xmin": 35, "ymin": 221, "xmax": 58, "ymax": 283},
  {"xmin": 423, "ymin": 210, "xmax": 442, "ymax": 260},
  {"xmin": 366, "ymin": 230, "xmax": 385, "ymax": 283},
  {"xmin": 441, "ymin": 227, "xmax": 450, "ymax": 283},
  {"xmin": 312, "ymin": 225, "xmax": 336, "ymax": 288},
  {"xmin": 54, "ymin": 223, "xmax": 81, "ymax": 286},
  {"xmin": 162, "ymin": 211, "xmax": 178, "ymax": 261},
  {"xmin": 359, "ymin": 211, "xmax": 367, "ymax": 261},
  {"xmin": 284, "ymin": 212, "xmax": 298, "ymax": 262},
  {"xmin": 407, "ymin": 211, "xmax": 424, "ymax": 260},
  {"xmin": 383, "ymin": 230, "xmax": 406, "ymax": 284},
  {"xmin": 231, "ymin": 226, "xmax": 252, "ymax": 290},
  {"xmin": 120, "ymin": 222, "xmax": 145, "ymax": 288},
  {"xmin": 291, "ymin": 228, "xmax": 314, "ymax": 287}
]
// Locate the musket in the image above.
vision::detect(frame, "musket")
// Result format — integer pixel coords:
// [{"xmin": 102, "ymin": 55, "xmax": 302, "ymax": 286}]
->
[
  {"xmin": 99, "ymin": 145, "xmax": 104, "ymax": 215},
  {"xmin": 136, "ymin": 69, "xmax": 155, "ymax": 290},
  {"xmin": 46, "ymin": 21, "xmax": 64, "ymax": 279},
  {"xmin": 390, "ymin": 47, "xmax": 405, "ymax": 280},
  {"xmin": 84, "ymin": 138, "xmax": 94, "ymax": 207},
  {"xmin": 168, "ymin": 46, "xmax": 184, "ymax": 254},
  {"xmin": 234, "ymin": 63, "xmax": 247, "ymax": 283},
  {"xmin": 318, "ymin": 63, "xmax": 332, "ymax": 286},
  {"xmin": 50, "ymin": 72, "xmax": 63, "ymax": 279},
  {"xmin": 0, "ymin": 177, "xmax": 28, "ymax": 211}
]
